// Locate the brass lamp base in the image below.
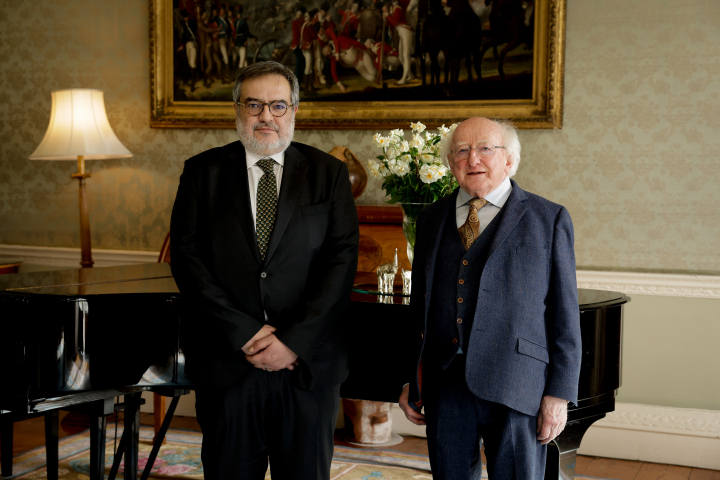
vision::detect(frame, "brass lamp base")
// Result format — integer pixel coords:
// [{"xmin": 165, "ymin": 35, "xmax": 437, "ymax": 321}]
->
[{"xmin": 71, "ymin": 155, "xmax": 94, "ymax": 268}]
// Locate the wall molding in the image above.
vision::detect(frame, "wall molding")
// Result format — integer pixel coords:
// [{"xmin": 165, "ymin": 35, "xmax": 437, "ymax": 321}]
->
[
  {"xmin": 576, "ymin": 270, "xmax": 720, "ymax": 300},
  {"xmin": 1, "ymin": 245, "xmax": 718, "ymax": 299},
  {"xmin": 391, "ymin": 402, "xmax": 720, "ymax": 470},
  {"xmin": 0, "ymin": 244, "xmax": 159, "ymax": 268}
]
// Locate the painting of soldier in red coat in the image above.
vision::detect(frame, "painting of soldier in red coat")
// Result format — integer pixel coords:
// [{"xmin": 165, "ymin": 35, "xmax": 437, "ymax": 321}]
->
[
  {"xmin": 169, "ymin": 0, "xmax": 535, "ymax": 103},
  {"xmin": 153, "ymin": 0, "xmax": 570, "ymax": 129}
]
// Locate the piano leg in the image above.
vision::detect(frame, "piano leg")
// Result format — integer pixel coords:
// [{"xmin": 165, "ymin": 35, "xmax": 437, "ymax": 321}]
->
[
  {"xmin": 89, "ymin": 415, "xmax": 107, "ymax": 480},
  {"xmin": 123, "ymin": 393, "xmax": 141, "ymax": 480},
  {"xmin": 1, "ymin": 419, "xmax": 12, "ymax": 477},
  {"xmin": 44, "ymin": 411, "xmax": 59, "ymax": 480},
  {"xmin": 141, "ymin": 394, "xmax": 180, "ymax": 480},
  {"xmin": 544, "ymin": 415, "xmax": 605, "ymax": 480}
]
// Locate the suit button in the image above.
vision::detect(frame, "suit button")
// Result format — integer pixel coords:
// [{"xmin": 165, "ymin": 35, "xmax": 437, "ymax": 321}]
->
[
  {"xmin": 451, "ymin": 338, "xmax": 458, "ymax": 344},
  {"xmin": 260, "ymin": 272, "xmax": 267, "ymax": 278},
  {"xmin": 462, "ymin": 260, "xmax": 469, "ymax": 266},
  {"xmin": 457, "ymin": 318, "xmax": 463, "ymax": 324},
  {"xmin": 458, "ymin": 279, "xmax": 465, "ymax": 285},
  {"xmin": 421, "ymin": 333, "xmax": 424, "ymax": 339},
  {"xmin": 458, "ymin": 297, "xmax": 463, "ymax": 303}
]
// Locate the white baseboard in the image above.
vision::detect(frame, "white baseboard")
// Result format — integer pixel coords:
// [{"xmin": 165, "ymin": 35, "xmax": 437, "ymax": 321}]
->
[{"xmin": 390, "ymin": 402, "xmax": 720, "ymax": 470}]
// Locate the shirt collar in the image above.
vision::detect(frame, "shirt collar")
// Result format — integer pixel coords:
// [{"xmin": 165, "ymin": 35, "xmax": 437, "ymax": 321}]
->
[
  {"xmin": 245, "ymin": 148, "xmax": 286, "ymax": 170},
  {"xmin": 456, "ymin": 176, "xmax": 513, "ymax": 209}
]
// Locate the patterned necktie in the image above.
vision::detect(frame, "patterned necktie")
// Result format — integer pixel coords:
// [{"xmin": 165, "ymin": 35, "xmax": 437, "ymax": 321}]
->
[
  {"xmin": 457, "ymin": 198, "xmax": 489, "ymax": 251},
  {"xmin": 256, "ymin": 158, "xmax": 278, "ymax": 260}
]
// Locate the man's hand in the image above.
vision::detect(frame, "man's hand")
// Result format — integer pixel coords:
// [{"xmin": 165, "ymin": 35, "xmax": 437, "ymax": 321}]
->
[
  {"xmin": 537, "ymin": 395, "xmax": 568, "ymax": 444},
  {"xmin": 240, "ymin": 324, "xmax": 276, "ymax": 355},
  {"xmin": 398, "ymin": 384, "xmax": 426, "ymax": 426},
  {"xmin": 245, "ymin": 334, "xmax": 299, "ymax": 371},
  {"xmin": 337, "ymin": 81, "xmax": 346, "ymax": 92}
]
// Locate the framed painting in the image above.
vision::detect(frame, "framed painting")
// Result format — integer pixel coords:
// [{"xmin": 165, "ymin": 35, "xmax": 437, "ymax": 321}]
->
[{"xmin": 150, "ymin": 0, "xmax": 566, "ymax": 129}]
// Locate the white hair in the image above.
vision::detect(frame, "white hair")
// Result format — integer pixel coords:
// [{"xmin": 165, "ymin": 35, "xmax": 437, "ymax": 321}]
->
[{"xmin": 441, "ymin": 118, "xmax": 522, "ymax": 177}]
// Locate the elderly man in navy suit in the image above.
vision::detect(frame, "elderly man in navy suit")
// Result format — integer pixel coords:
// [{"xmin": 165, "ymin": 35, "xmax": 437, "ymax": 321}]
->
[{"xmin": 398, "ymin": 117, "xmax": 582, "ymax": 479}]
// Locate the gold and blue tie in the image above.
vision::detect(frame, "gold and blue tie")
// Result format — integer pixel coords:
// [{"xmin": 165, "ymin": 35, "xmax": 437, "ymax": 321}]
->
[
  {"xmin": 256, "ymin": 158, "xmax": 278, "ymax": 260},
  {"xmin": 457, "ymin": 198, "xmax": 488, "ymax": 250}
]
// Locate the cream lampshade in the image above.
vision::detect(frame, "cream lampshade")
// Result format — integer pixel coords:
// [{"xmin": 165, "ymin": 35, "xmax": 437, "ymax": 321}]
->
[{"xmin": 29, "ymin": 89, "xmax": 133, "ymax": 268}]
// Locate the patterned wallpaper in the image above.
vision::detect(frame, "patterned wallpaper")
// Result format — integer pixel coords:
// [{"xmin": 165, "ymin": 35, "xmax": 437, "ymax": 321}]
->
[{"xmin": 0, "ymin": 0, "xmax": 718, "ymax": 273}]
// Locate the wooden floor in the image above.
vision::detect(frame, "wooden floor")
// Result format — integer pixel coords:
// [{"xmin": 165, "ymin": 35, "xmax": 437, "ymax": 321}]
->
[{"xmin": 2, "ymin": 412, "xmax": 719, "ymax": 479}]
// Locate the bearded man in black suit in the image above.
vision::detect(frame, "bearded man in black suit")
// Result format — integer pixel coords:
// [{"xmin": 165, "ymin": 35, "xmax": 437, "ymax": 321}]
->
[{"xmin": 170, "ymin": 61, "xmax": 359, "ymax": 480}]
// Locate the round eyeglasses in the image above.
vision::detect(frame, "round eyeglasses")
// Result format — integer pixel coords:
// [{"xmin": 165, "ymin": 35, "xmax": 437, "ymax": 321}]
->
[
  {"xmin": 452, "ymin": 145, "xmax": 506, "ymax": 159},
  {"xmin": 237, "ymin": 101, "xmax": 293, "ymax": 117}
]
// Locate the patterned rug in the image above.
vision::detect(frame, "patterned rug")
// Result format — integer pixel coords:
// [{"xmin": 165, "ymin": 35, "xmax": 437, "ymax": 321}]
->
[{"xmin": 5, "ymin": 425, "xmax": 614, "ymax": 479}]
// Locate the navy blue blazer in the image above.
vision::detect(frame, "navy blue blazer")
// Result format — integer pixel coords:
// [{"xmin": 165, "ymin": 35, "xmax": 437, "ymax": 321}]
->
[{"xmin": 408, "ymin": 180, "xmax": 582, "ymax": 416}]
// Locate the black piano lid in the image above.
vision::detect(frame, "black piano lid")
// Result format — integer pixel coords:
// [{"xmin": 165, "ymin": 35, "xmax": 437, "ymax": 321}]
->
[
  {"xmin": 0, "ymin": 263, "xmax": 177, "ymax": 297},
  {"xmin": 578, "ymin": 289, "xmax": 630, "ymax": 312}
]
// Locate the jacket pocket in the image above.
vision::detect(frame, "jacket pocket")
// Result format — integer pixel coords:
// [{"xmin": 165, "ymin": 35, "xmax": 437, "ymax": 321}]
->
[
  {"xmin": 516, "ymin": 245, "xmax": 547, "ymax": 257},
  {"xmin": 517, "ymin": 337, "xmax": 549, "ymax": 364},
  {"xmin": 301, "ymin": 200, "xmax": 331, "ymax": 216}
]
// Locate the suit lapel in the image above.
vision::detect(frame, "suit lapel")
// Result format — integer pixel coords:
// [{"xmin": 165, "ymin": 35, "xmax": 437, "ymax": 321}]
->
[
  {"xmin": 228, "ymin": 146, "xmax": 262, "ymax": 265},
  {"xmin": 486, "ymin": 179, "xmax": 528, "ymax": 261},
  {"xmin": 263, "ymin": 144, "xmax": 308, "ymax": 264},
  {"xmin": 423, "ymin": 190, "xmax": 458, "ymax": 318}
]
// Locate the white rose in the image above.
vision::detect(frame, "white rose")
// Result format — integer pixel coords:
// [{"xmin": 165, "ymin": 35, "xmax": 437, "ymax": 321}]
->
[
  {"xmin": 390, "ymin": 160, "xmax": 411, "ymax": 176},
  {"xmin": 367, "ymin": 160, "xmax": 383, "ymax": 178},
  {"xmin": 410, "ymin": 133, "xmax": 425, "ymax": 149},
  {"xmin": 419, "ymin": 164, "xmax": 437, "ymax": 184},
  {"xmin": 436, "ymin": 164, "xmax": 449, "ymax": 178},
  {"xmin": 410, "ymin": 122, "xmax": 427, "ymax": 133}
]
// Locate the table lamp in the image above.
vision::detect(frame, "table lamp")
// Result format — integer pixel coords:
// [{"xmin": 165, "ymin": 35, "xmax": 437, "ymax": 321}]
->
[{"xmin": 28, "ymin": 89, "xmax": 133, "ymax": 268}]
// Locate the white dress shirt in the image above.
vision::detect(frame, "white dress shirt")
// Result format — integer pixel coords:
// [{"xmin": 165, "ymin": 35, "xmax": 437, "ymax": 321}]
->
[
  {"xmin": 246, "ymin": 148, "xmax": 285, "ymax": 322},
  {"xmin": 455, "ymin": 176, "xmax": 513, "ymax": 230},
  {"xmin": 245, "ymin": 148, "xmax": 285, "ymax": 230}
]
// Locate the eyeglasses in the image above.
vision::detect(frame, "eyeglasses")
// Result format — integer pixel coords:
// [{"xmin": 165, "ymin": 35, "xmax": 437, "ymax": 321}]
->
[
  {"xmin": 237, "ymin": 101, "xmax": 294, "ymax": 117},
  {"xmin": 452, "ymin": 145, "xmax": 506, "ymax": 159}
]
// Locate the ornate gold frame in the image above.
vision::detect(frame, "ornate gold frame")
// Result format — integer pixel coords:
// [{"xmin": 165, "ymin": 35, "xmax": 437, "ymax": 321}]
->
[{"xmin": 150, "ymin": 0, "xmax": 566, "ymax": 130}]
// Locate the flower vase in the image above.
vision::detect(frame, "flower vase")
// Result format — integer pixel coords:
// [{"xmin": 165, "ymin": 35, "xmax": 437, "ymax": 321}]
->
[{"xmin": 398, "ymin": 203, "xmax": 429, "ymax": 265}]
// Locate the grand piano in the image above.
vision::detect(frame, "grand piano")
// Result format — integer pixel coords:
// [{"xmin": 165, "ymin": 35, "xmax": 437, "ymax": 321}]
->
[{"xmin": 0, "ymin": 262, "xmax": 628, "ymax": 480}]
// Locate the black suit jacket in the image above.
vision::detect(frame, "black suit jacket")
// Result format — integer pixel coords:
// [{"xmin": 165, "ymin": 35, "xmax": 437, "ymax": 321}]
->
[{"xmin": 170, "ymin": 140, "xmax": 359, "ymax": 390}]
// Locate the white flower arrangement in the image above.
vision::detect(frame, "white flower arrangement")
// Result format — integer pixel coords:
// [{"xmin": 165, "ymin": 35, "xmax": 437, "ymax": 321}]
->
[
  {"xmin": 366, "ymin": 121, "xmax": 459, "ymax": 263},
  {"xmin": 367, "ymin": 121, "xmax": 458, "ymax": 205}
]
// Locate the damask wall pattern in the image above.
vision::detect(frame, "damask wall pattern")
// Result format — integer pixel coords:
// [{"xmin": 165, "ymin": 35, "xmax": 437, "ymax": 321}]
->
[{"xmin": 0, "ymin": 0, "xmax": 718, "ymax": 273}]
